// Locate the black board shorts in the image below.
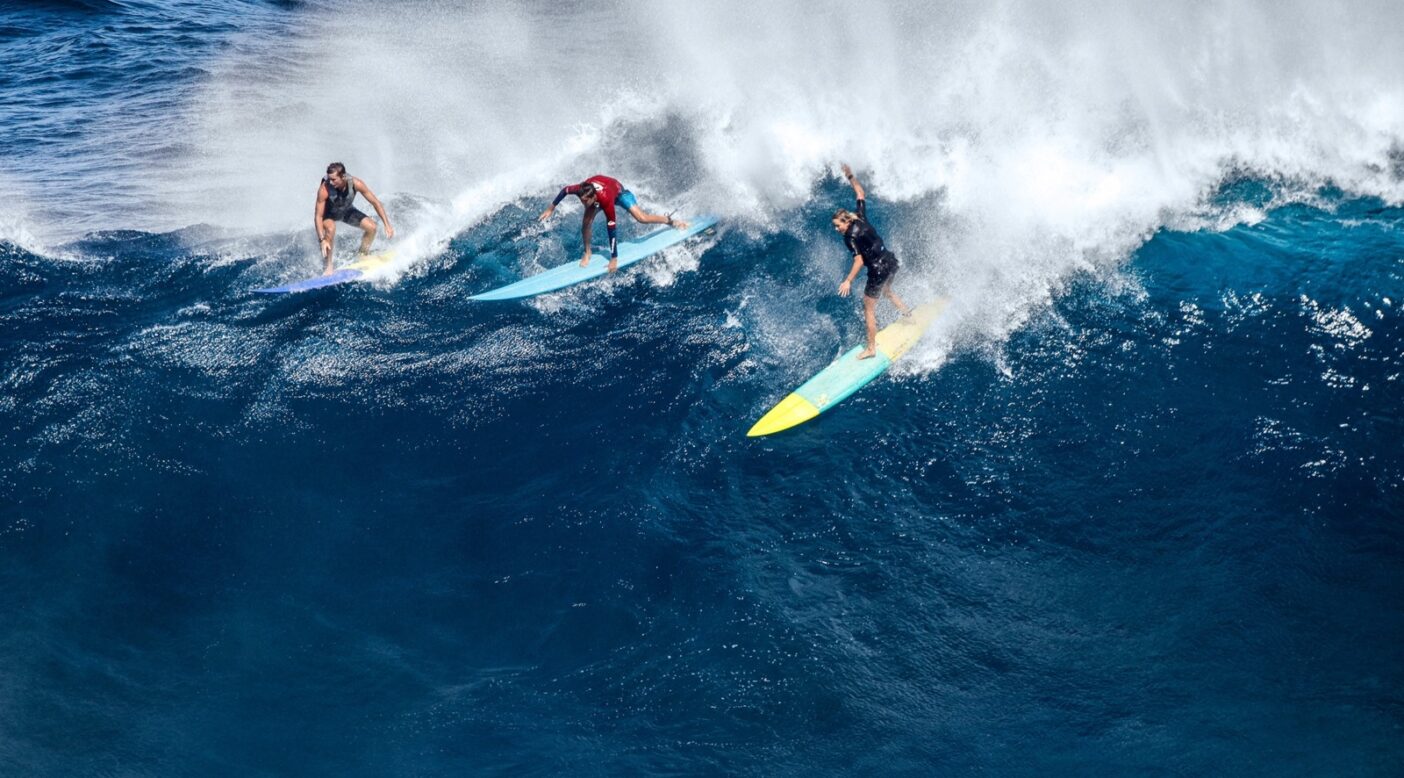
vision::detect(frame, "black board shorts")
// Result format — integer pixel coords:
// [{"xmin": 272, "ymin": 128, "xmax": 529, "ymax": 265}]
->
[
  {"xmin": 324, "ymin": 207, "xmax": 370, "ymax": 228},
  {"xmin": 863, "ymin": 251, "xmax": 898, "ymax": 298}
]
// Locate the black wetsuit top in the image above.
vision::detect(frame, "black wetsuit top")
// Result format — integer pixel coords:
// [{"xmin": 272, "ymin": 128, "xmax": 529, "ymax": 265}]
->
[
  {"xmin": 843, "ymin": 199, "xmax": 888, "ymax": 264},
  {"xmin": 843, "ymin": 198, "xmax": 899, "ymax": 297}
]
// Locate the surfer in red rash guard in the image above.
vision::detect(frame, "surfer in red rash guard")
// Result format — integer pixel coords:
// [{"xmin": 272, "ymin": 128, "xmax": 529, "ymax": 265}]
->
[{"xmin": 538, "ymin": 175, "xmax": 689, "ymax": 273}]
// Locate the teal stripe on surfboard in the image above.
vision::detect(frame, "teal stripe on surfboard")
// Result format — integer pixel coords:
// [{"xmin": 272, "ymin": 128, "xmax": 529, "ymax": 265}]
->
[
  {"xmin": 747, "ymin": 299, "xmax": 948, "ymax": 437},
  {"xmin": 792, "ymin": 346, "xmax": 895, "ymax": 413}
]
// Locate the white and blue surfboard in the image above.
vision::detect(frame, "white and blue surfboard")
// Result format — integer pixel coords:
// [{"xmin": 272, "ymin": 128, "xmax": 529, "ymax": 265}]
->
[{"xmin": 469, "ymin": 216, "xmax": 718, "ymax": 301}]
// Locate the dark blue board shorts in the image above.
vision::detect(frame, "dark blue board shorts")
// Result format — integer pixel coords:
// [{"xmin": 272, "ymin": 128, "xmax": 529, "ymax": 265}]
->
[
  {"xmin": 864, "ymin": 251, "xmax": 898, "ymax": 298},
  {"xmin": 324, "ymin": 207, "xmax": 370, "ymax": 228}
]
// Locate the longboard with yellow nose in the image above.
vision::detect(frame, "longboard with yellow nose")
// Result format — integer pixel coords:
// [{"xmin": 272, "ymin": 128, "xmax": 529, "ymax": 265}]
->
[{"xmin": 747, "ymin": 299, "xmax": 948, "ymax": 437}]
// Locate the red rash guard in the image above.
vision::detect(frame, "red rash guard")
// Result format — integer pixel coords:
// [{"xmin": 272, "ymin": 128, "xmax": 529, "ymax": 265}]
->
[{"xmin": 553, "ymin": 175, "xmax": 625, "ymax": 257}]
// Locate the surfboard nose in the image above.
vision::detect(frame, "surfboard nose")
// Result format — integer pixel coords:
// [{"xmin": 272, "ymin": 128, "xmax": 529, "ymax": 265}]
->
[{"xmin": 747, "ymin": 393, "xmax": 821, "ymax": 437}]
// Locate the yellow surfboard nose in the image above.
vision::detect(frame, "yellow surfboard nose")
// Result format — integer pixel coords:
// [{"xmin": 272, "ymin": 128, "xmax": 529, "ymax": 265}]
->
[{"xmin": 746, "ymin": 393, "xmax": 821, "ymax": 437}]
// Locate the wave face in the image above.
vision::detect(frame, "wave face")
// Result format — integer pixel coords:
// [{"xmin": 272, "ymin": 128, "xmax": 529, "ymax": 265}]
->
[{"xmin": 2, "ymin": 1, "xmax": 1403, "ymax": 774}]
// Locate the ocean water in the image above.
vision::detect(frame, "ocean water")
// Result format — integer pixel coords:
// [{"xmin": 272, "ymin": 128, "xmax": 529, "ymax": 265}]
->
[{"xmin": 2, "ymin": 1, "xmax": 1403, "ymax": 774}]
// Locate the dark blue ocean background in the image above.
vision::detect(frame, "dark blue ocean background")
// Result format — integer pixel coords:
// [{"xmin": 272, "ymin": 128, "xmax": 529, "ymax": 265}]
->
[{"xmin": 3, "ymin": 1, "xmax": 1402, "ymax": 774}]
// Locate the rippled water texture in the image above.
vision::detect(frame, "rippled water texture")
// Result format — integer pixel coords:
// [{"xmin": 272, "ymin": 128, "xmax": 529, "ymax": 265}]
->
[{"xmin": 2, "ymin": 1, "xmax": 1402, "ymax": 774}]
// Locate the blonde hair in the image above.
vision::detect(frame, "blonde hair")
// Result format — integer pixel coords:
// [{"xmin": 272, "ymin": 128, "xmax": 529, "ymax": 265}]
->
[{"xmin": 832, "ymin": 208, "xmax": 858, "ymax": 223}]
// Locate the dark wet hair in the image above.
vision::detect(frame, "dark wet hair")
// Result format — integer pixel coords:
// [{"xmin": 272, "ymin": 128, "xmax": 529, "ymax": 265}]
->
[
  {"xmin": 577, "ymin": 181, "xmax": 597, "ymax": 198},
  {"xmin": 326, "ymin": 162, "xmax": 347, "ymax": 176}
]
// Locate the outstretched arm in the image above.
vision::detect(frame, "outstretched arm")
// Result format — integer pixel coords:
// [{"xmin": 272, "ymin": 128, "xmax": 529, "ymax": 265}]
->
[
  {"xmin": 355, "ymin": 179, "xmax": 395, "ymax": 238},
  {"xmin": 540, "ymin": 185, "xmax": 575, "ymax": 221}
]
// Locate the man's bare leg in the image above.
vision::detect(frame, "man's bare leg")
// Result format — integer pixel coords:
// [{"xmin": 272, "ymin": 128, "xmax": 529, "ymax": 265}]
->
[
  {"xmin": 321, "ymin": 219, "xmax": 338, "ymax": 275},
  {"xmin": 884, "ymin": 282, "xmax": 911, "ymax": 316},
  {"xmin": 858, "ymin": 295, "xmax": 880, "ymax": 359},
  {"xmin": 579, "ymin": 204, "xmax": 598, "ymax": 266},
  {"xmin": 356, "ymin": 216, "xmax": 378, "ymax": 255},
  {"xmin": 628, "ymin": 205, "xmax": 687, "ymax": 230}
]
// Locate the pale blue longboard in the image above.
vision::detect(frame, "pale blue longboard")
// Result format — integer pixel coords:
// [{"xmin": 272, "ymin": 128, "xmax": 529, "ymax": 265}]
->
[
  {"xmin": 747, "ymin": 300, "xmax": 949, "ymax": 436},
  {"xmin": 469, "ymin": 216, "xmax": 719, "ymax": 301},
  {"xmin": 254, "ymin": 250, "xmax": 396, "ymax": 294}
]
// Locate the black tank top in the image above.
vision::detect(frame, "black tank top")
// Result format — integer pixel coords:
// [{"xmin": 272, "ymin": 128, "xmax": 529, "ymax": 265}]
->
[
  {"xmin": 843, "ymin": 199, "xmax": 887, "ymax": 264},
  {"xmin": 323, "ymin": 176, "xmax": 356, "ymax": 215}
]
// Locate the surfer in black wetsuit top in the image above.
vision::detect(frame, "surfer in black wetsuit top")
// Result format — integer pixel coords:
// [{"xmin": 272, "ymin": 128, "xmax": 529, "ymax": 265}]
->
[
  {"xmin": 314, "ymin": 162, "xmax": 395, "ymax": 276},
  {"xmin": 833, "ymin": 163, "xmax": 911, "ymax": 359}
]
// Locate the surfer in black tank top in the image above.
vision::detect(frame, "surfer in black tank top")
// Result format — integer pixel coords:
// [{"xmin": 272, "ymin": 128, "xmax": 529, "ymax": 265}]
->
[
  {"xmin": 314, "ymin": 162, "xmax": 396, "ymax": 276},
  {"xmin": 833, "ymin": 163, "xmax": 911, "ymax": 359}
]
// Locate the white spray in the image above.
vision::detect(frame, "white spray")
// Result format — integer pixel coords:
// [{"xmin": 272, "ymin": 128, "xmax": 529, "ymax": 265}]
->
[{"xmin": 86, "ymin": 1, "xmax": 1404, "ymax": 359}]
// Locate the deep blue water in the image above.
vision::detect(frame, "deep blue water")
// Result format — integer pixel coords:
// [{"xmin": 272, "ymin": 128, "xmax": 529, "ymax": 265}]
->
[{"xmin": 3, "ymin": 2, "xmax": 1403, "ymax": 775}]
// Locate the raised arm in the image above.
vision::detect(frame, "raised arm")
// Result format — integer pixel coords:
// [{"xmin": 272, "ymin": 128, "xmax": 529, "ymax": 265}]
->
[{"xmin": 841, "ymin": 163, "xmax": 866, "ymax": 206}]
